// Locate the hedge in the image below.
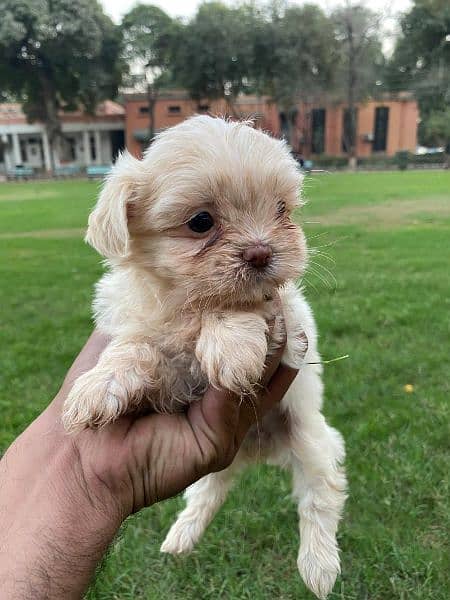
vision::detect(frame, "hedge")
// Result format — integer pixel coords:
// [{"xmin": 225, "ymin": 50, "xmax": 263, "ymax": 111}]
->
[{"xmin": 309, "ymin": 152, "xmax": 446, "ymax": 170}]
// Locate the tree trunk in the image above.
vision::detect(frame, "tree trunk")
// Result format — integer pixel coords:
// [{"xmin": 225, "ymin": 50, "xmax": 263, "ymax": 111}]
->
[
  {"xmin": 347, "ymin": 21, "xmax": 357, "ymax": 170},
  {"xmin": 147, "ymin": 83, "xmax": 158, "ymax": 146},
  {"xmin": 48, "ymin": 130, "xmax": 57, "ymax": 173},
  {"xmin": 39, "ymin": 72, "xmax": 62, "ymax": 175},
  {"xmin": 225, "ymin": 95, "xmax": 241, "ymax": 120}
]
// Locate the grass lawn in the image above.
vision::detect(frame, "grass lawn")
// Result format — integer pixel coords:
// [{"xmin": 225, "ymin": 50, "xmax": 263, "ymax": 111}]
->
[{"xmin": 1, "ymin": 171, "xmax": 449, "ymax": 599}]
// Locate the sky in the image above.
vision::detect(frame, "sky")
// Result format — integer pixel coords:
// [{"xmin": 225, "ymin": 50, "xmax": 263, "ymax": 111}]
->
[{"xmin": 101, "ymin": 0, "xmax": 412, "ymax": 25}]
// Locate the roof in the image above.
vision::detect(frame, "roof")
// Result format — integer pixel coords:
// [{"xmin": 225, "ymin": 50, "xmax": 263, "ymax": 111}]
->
[
  {"xmin": 124, "ymin": 90, "xmax": 191, "ymax": 102},
  {"xmin": 0, "ymin": 101, "xmax": 125, "ymax": 126}
]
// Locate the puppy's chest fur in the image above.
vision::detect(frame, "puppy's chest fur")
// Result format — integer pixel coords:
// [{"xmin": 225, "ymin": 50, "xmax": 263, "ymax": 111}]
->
[
  {"xmin": 152, "ymin": 329, "xmax": 208, "ymax": 412},
  {"xmin": 94, "ymin": 269, "xmax": 272, "ymax": 413}
]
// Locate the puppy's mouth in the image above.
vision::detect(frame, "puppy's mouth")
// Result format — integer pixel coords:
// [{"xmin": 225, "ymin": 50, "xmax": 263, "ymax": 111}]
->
[{"xmin": 238, "ymin": 261, "xmax": 285, "ymax": 288}]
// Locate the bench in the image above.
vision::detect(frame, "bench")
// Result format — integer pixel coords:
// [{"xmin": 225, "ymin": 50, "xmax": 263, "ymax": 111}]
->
[
  {"xmin": 86, "ymin": 165, "xmax": 111, "ymax": 179},
  {"xmin": 55, "ymin": 165, "xmax": 82, "ymax": 178},
  {"xmin": 6, "ymin": 166, "xmax": 35, "ymax": 180}
]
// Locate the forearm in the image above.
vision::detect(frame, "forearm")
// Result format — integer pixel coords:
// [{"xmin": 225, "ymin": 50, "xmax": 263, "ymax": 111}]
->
[
  {"xmin": 0, "ymin": 439, "xmax": 122, "ymax": 599},
  {"xmin": 0, "ymin": 510, "xmax": 115, "ymax": 599}
]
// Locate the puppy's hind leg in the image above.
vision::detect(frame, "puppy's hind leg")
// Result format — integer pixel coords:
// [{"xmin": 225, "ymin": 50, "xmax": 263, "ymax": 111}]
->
[
  {"xmin": 161, "ymin": 457, "xmax": 244, "ymax": 555},
  {"xmin": 285, "ymin": 372, "xmax": 347, "ymax": 599}
]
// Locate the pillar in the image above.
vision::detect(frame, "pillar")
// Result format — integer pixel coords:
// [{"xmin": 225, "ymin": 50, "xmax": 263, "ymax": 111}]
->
[
  {"xmin": 94, "ymin": 130, "xmax": 102, "ymax": 164},
  {"xmin": 53, "ymin": 137, "xmax": 61, "ymax": 168},
  {"xmin": 83, "ymin": 130, "xmax": 91, "ymax": 166},
  {"xmin": 3, "ymin": 141, "xmax": 12, "ymax": 171},
  {"xmin": 41, "ymin": 130, "xmax": 52, "ymax": 172},
  {"xmin": 12, "ymin": 132, "xmax": 22, "ymax": 166}
]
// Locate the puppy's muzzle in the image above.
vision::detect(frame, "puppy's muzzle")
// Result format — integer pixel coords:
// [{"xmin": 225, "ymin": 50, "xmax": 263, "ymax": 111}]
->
[{"xmin": 242, "ymin": 244, "xmax": 273, "ymax": 269}]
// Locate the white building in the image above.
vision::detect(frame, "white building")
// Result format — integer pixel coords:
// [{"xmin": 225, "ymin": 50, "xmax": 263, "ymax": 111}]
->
[{"xmin": 0, "ymin": 101, "xmax": 125, "ymax": 173}]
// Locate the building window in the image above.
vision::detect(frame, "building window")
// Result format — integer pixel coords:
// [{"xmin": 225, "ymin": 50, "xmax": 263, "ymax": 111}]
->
[
  {"xmin": 373, "ymin": 107, "xmax": 389, "ymax": 152},
  {"xmin": 90, "ymin": 135, "xmax": 97, "ymax": 161},
  {"xmin": 68, "ymin": 137, "xmax": 76, "ymax": 161},
  {"xmin": 168, "ymin": 105, "xmax": 181, "ymax": 114},
  {"xmin": 311, "ymin": 109, "xmax": 326, "ymax": 154},
  {"xmin": 341, "ymin": 108, "xmax": 358, "ymax": 153},
  {"xmin": 139, "ymin": 106, "xmax": 149, "ymax": 115},
  {"xmin": 110, "ymin": 130, "xmax": 125, "ymax": 162},
  {"xmin": 198, "ymin": 104, "xmax": 210, "ymax": 113},
  {"xmin": 59, "ymin": 137, "xmax": 77, "ymax": 162},
  {"xmin": 20, "ymin": 140, "xmax": 28, "ymax": 163}
]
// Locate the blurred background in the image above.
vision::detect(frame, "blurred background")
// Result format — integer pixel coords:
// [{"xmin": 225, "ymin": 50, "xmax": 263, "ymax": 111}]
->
[
  {"xmin": 0, "ymin": 1, "xmax": 449, "ymax": 599},
  {"xmin": 0, "ymin": 0, "xmax": 449, "ymax": 174}
]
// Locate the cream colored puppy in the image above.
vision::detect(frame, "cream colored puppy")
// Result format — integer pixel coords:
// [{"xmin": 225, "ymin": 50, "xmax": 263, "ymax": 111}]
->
[{"xmin": 62, "ymin": 116, "xmax": 347, "ymax": 599}]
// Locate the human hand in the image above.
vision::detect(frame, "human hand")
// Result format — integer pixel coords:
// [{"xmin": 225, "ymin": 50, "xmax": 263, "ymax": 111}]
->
[
  {"xmin": 56, "ymin": 316, "xmax": 298, "ymax": 513},
  {"xmin": 0, "ymin": 317, "xmax": 300, "ymax": 599}
]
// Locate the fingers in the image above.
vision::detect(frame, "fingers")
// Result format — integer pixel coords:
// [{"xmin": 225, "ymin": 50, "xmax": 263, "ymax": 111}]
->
[
  {"xmin": 259, "ymin": 363, "xmax": 299, "ymax": 414},
  {"xmin": 235, "ymin": 364, "xmax": 298, "ymax": 442},
  {"xmin": 190, "ymin": 386, "xmax": 240, "ymax": 446},
  {"xmin": 261, "ymin": 314, "xmax": 287, "ymax": 387}
]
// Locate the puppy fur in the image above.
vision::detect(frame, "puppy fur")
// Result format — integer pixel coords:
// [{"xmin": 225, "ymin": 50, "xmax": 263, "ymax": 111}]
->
[{"xmin": 62, "ymin": 116, "xmax": 347, "ymax": 599}]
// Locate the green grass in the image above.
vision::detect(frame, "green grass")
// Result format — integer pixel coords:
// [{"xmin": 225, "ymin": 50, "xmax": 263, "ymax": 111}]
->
[{"xmin": 1, "ymin": 172, "xmax": 449, "ymax": 599}]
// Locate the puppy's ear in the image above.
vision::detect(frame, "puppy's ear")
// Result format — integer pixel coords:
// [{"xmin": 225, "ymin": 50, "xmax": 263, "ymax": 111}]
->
[{"xmin": 85, "ymin": 151, "xmax": 142, "ymax": 258}]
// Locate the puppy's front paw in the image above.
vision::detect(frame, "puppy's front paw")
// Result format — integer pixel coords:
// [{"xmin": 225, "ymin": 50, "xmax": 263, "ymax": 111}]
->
[
  {"xmin": 210, "ymin": 348, "xmax": 266, "ymax": 395},
  {"xmin": 298, "ymin": 537, "xmax": 340, "ymax": 599},
  {"xmin": 62, "ymin": 370, "xmax": 129, "ymax": 432},
  {"xmin": 196, "ymin": 313, "xmax": 268, "ymax": 394},
  {"xmin": 283, "ymin": 329, "xmax": 308, "ymax": 369}
]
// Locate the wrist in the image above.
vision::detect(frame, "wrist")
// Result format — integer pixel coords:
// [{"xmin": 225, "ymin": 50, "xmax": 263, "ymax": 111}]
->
[{"xmin": 0, "ymin": 428, "xmax": 123, "ymax": 599}]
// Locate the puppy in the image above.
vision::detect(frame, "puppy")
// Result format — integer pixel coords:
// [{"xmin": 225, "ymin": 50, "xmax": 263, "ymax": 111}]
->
[{"xmin": 62, "ymin": 116, "xmax": 347, "ymax": 599}]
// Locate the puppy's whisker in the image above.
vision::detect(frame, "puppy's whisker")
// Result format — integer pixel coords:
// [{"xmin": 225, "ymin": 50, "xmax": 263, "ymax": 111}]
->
[
  {"xmin": 306, "ymin": 231, "xmax": 329, "ymax": 242},
  {"xmin": 307, "ymin": 265, "xmax": 334, "ymax": 290},
  {"xmin": 301, "ymin": 275, "xmax": 320, "ymax": 296},
  {"xmin": 308, "ymin": 246, "xmax": 336, "ymax": 264},
  {"xmin": 311, "ymin": 260, "xmax": 337, "ymax": 287},
  {"xmin": 309, "ymin": 260, "xmax": 337, "ymax": 289},
  {"xmin": 241, "ymin": 394, "xmax": 262, "ymax": 463}
]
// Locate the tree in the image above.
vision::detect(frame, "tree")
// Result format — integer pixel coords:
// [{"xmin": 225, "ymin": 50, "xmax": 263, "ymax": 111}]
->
[
  {"xmin": 386, "ymin": 0, "xmax": 450, "ymax": 146},
  {"xmin": 252, "ymin": 2, "xmax": 337, "ymax": 146},
  {"xmin": 171, "ymin": 2, "xmax": 256, "ymax": 115},
  {"xmin": 121, "ymin": 4, "xmax": 178, "ymax": 144},
  {"xmin": 422, "ymin": 108, "xmax": 450, "ymax": 165},
  {"xmin": 332, "ymin": 2, "xmax": 385, "ymax": 167},
  {"xmin": 0, "ymin": 0, "xmax": 123, "ymax": 171}
]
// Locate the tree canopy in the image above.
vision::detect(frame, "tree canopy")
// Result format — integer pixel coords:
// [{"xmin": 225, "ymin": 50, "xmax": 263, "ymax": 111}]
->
[
  {"xmin": 387, "ymin": 0, "xmax": 450, "ymax": 144},
  {"xmin": 121, "ymin": 4, "xmax": 179, "ymax": 141},
  {"xmin": 121, "ymin": 3, "xmax": 177, "ymax": 90},
  {"xmin": 1, "ymin": 0, "xmax": 447, "ymax": 159},
  {"xmin": 0, "ymin": 0, "xmax": 123, "ymax": 168},
  {"xmin": 171, "ymin": 2, "xmax": 256, "ymax": 113},
  {"xmin": 253, "ymin": 3, "xmax": 337, "ymax": 106},
  {"xmin": 331, "ymin": 3, "xmax": 385, "ymax": 161}
]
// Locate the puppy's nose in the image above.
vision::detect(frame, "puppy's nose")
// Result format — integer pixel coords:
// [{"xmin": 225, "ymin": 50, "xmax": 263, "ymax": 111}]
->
[{"xmin": 243, "ymin": 244, "xmax": 273, "ymax": 268}]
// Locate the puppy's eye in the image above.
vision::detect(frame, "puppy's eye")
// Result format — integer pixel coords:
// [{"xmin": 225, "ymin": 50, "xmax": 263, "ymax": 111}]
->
[
  {"xmin": 277, "ymin": 201, "xmax": 286, "ymax": 216},
  {"xmin": 188, "ymin": 211, "xmax": 215, "ymax": 233}
]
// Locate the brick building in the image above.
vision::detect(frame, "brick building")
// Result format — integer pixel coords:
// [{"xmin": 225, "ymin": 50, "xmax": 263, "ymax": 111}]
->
[
  {"xmin": 293, "ymin": 93, "xmax": 418, "ymax": 158},
  {"xmin": 125, "ymin": 90, "xmax": 419, "ymax": 157},
  {"xmin": 0, "ymin": 90, "xmax": 418, "ymax": 174},
  {"xmin": 125, "ymin": 90, "xmax": 418, "ymax": 160},
  {"xmin": 124, "ymin": 90, "xmax": 280, "ymax": 158}
]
